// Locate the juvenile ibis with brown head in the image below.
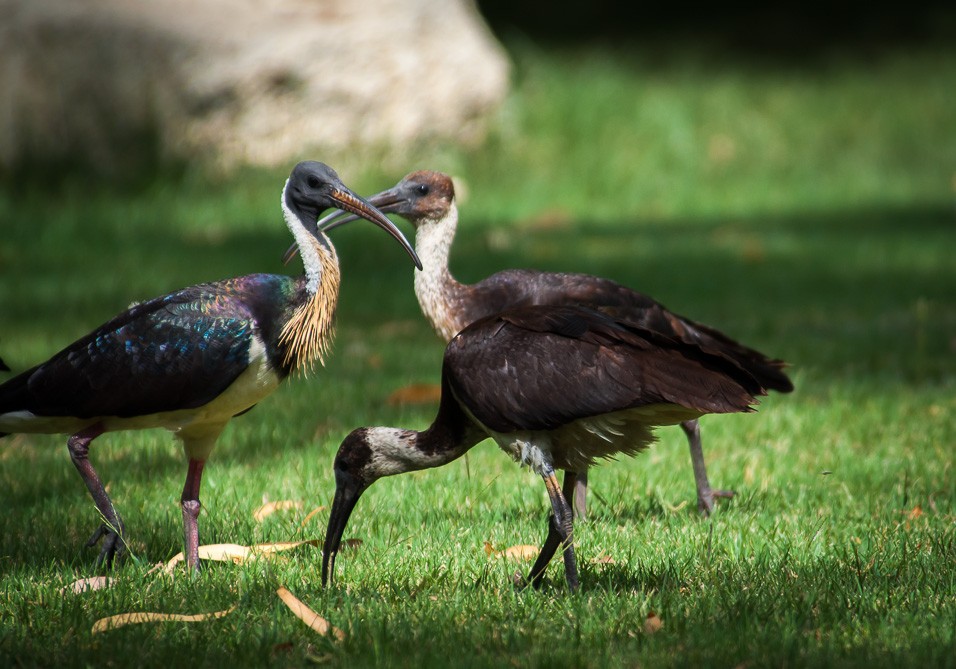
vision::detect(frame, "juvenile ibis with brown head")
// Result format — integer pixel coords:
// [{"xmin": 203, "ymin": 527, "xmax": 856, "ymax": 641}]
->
[
  {"xmin": 323, "ymin": 305, "xmax": 765, "ymax": 592},
  {"xmin": 0, "ymin": 161, "xmax": 420, "ymax": 571},
  {"xmin": 310, "ymin": 171, "xmax": 793, "ymax": 516}
]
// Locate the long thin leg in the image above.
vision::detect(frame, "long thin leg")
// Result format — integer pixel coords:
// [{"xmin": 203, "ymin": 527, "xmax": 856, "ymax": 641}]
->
[
  {"xmin": 682, "ymin": 419, "xmax": 734, "ymax": 516},
  {"xmin": 572, "ymin": 468, "xmax": 589, "ymax": 519},
  {"xmin": 527, "ymin": 470, "xmax": 578, "ymax": 592},
  {"xmin": 67, "ymin": 423, "xmax": 127, "ymax": 568},
  {"xmin": 527, "ymin": 471, "xmax": 577, "ymax": 586},
  {"xmin": 181, "ymin": 458, "xmax": 205, "ymax": 572}
]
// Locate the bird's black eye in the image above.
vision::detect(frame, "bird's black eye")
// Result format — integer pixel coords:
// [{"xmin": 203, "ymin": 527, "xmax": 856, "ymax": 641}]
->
[
  {"xmin": 416, "ymin": 184, "xmax": 430, "ymax": 196},
  {"xmin": 307, "ymin": 175, "xmax": 320, "ymax": 189}
]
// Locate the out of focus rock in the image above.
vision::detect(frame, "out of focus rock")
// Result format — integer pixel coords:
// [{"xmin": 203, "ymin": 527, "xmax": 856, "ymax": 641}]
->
[{"xmin": 0, "ymin": 0, "xmax": 510, "ymax": 173}]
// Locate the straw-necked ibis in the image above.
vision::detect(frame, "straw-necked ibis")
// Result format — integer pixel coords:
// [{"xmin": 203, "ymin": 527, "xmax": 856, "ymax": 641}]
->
[
  {"xmin": 323, "ymin": 305, "xmax": 765, "ymax": 592},
  {"xmin": 311, "ymin": 171, "xmax": 793, "ymax": 516},
  {"xmin": 0, "ymin": 161, "xmax": 421, "ymax": 571}
]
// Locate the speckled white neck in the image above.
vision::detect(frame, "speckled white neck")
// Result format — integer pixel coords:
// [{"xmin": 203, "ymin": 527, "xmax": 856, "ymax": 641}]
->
[
  {"xmin": 365, "ymin": 426, "xmax": 470, "ymax": 479},
  {"xmin": 413, "ymin": 201, "xmax": 465, "ymax": 341}
]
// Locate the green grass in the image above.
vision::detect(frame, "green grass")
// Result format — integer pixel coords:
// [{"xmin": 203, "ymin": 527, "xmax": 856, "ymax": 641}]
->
[{"xmin": 1, "ymin": 42, "xmax": 955, "ymax": 667}]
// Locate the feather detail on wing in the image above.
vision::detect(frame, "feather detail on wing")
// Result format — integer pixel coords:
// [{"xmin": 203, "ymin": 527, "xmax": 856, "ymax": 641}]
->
[
  {"xmin": 444, "ymin": 305, "xmax": 763, "ymax": 435},
  {"xmin": 461, "ymin": 270, "xmax": 793, "ymax": 394},
  {"xmin": 0, "ymin": 280, "xmax": 278, "ymax": 420}
]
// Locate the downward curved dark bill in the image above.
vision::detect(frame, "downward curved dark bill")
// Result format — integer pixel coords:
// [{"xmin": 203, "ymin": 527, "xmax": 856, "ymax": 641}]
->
[
  {"xmin": 322, "ymin": 187, "xmax": 422, "ymax": 270},
  {"xmin": 322, "ymin": 469, "xmax": 368, "ymax": 586}
]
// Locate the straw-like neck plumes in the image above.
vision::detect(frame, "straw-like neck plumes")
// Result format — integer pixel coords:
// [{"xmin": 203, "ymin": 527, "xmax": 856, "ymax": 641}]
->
[
  {"xmin": 278, "ymin": 191, "xmax": 341, "ymax": 374},
  {"xmin": 413, "ymin": 201, "xmax": 466, "ymax": 341}
]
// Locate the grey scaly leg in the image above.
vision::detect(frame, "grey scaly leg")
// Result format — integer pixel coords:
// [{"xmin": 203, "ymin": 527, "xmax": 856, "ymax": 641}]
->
[
  {"xmin": 682, "ymin": 419, "xmax": 734, "ymax": 515},
  {"xmin": 527, "ymin": 469, "xmax": 579, "ymax": 592},
  {"xmin": 68, "ymin": 423, "xmax": 127, "ymax": 568}
]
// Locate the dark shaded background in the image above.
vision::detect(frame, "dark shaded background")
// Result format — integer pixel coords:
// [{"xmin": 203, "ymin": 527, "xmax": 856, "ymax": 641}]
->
[{"xmin": 476, "ymin": 1, "xmax": 956, "ymax": 57}]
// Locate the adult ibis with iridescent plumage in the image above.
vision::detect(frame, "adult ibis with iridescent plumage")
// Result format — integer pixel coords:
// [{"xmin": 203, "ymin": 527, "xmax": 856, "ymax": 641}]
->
[{"xmin": 0, "ymin": 161, "xmax": 421, "ymax": 571}]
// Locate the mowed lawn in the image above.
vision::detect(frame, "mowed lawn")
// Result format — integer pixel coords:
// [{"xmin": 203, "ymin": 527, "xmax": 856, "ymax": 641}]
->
[{"xmin": 0, "ymin": 43, "xmax": 954, "ymax": 667}]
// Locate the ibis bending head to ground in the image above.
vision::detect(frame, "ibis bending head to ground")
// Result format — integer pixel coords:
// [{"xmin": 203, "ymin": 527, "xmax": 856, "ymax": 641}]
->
[
  {"xmin": 0, "ymin": 161, "xmax": 421, "ymax": 571},
  {"xmin": 323, "ymin": 305, "xmax": 765, "ymax": 592},
  {"xmin": 313, "ymin": 171, "xmax": 793, "ymax": 516}
]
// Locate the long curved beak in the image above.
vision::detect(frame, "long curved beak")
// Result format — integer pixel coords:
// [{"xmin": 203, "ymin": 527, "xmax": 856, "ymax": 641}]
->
[
  {"xmin": 322, "ymin": 470, "xmax": 367, "ymax": 587},
  {"xmin": 322, "ymin": 187, "xmax": 421, "ymax": 270},
  {"xmin": 324, "ymin": 187, "xmax": 407, "ymax": 233},
  {"xmin": 284, "ymin": 186, "xmax": 410, "ymax": 265},
  {"xmin": 315, "ymin": 209, "xmax": 359, "ymax": 235}
]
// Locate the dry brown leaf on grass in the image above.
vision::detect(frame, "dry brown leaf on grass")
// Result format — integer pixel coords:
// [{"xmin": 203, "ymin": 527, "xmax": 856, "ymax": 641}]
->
[
  {"xmin": 501, "ymin": 545, "xmax": 538, "ymax": 561},
  {"xmin": 483, "ymin": 542, "xmax": 538, "ymax": 561},
  {"xmin": 253, "ymin": 500, "xmax": 304, "ymax": 522},
  {"xmin": 387, "ymin": 383, "xmax": 443, "ymax": 406},
  {"xmin": 60, "ymin": 576, "xmax": 114, "ymax": 595},
  {"xmin": 341, "ymin": 538, "xmax": 363, "ymax": 551},
  {"xmin": 145, "ymin": 562, "xmax": 168, "ymax": 576},
  {"xmin": 163, "ymin": 540, "xmax": 321, "ymax": 574},
  {"xmin": 92, "ymin": 606, "xmax": 236, "ymax": 634},
  {"xmin": 252, "ymin": 540, "xmax": 322, "ymax": 556},
  {"xmin": 519, "ymin": 207, "xmax": 573, "ymax": 232},
  {"xmin": 643, "ymin": 611, "xmax": 664, "ymax": 635},
  {"xmin": 299, "ymin": 505, "xmax": 328, "ymax": 528},
  {"xmin": 164, "ymin": 543, "xmax": 250, "ymax": 573},
  {"xmin": 276, "ymin": 587, "xmax": 345, "ymax": 641}
]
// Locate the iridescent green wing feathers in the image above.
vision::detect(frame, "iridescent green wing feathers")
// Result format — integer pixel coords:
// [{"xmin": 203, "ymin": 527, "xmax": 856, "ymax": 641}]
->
[{"xmin": 0, "ymin": 274, "xmax": 303, "ymax": 419}]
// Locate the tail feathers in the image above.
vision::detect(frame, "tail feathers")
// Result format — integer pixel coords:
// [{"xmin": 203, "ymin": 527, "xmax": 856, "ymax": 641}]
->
[
  {"xmin": 682, "ymin": 319, "xmax": 794, "ymax": 393},
  {"xmin": 600, "ymin": 304, "xmax": 794, "ymax": 394},
  {"xmin": 0, "ymin": 355, "xmax": 8, "ymax": 372}
]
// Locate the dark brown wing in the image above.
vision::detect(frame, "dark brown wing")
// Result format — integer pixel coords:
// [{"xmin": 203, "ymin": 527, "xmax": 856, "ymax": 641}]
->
[
  {"xmin": 459, "ymin": 269, "xmax": 793, "ymax": 394},
  {"xmin": 443, "ymin": 305, "xmax": 762, "ymax": 434}
]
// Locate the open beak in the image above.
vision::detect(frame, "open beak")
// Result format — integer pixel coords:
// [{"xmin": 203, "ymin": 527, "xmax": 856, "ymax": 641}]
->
[
  {"xmin": 322, "ymin": 470, "xmax": 368, "ymax": 587},
  {"xmin": 284, "ymin": 186, "xmax": 412, "ymax": 266},
  {"xmin": 325, "ymin": 187, "xmax": 421, "ymax": 269}
]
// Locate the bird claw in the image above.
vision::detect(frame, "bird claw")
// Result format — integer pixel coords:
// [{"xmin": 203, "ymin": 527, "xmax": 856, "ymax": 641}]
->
[
  {"xmin": 85, "ymin": 521, "xmax": 127, "ymax": 569},
  {"xmin": 697, "ymin": 488, "xmax": 735, "ymax": 516}
]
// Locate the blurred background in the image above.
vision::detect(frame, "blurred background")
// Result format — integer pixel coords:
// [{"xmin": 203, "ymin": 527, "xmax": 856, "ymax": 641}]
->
[{"xmin": 2, "ymin": 0, "xmax": 954, "ymax": 187}]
